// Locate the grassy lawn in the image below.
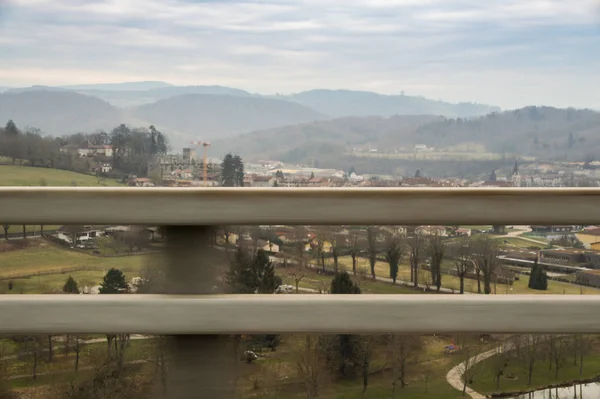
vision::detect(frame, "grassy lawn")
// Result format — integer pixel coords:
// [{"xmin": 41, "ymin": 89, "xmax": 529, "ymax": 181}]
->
[
  {"xmin": 3, "ymin": 225, "xmax": 62, "ymax": 236},
  {"xmin": 0, "ymin": 240, "xmax": 156, "ymax": 293},
  {"xmin": 247, "ymin": 335, "xmax": 493, "ymax": 399},
  {"xmin": 0, "ymin": 165, "xmax": 122, "ymax": 186},
  {"xmin": 279, "ymin": 266, "xmax": 424, "ymax": 294},
  {"xmin": 471, "ymin": 341, "xmax": 600, "ymax": 395},
  {"xmin": 334, "ymin": 255, "xmax": 600, "ymax": 295}
]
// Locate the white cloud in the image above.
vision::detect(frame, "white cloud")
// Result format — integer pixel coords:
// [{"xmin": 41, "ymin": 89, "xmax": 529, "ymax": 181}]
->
[{"xmin": 0, "ymin": 0, "xmax": 599, "ymax": 108}]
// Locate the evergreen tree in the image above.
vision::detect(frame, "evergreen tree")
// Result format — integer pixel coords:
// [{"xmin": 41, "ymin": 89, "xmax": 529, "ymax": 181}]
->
[
  {"xmin": 220, "ymin": 153, "xmax": 235, "ymax": 187},
  {"xmin": 233, "ymin": 155, "xmax": 245, "ymax": 187},
  {"xmin": 414, "ymin": 169, "xmax": 421, "ymax": 178},
  {"xmin": 310, "ymin": 172, "xmax": 315, "ymax": 179},
  {"xmin": 328, "ymin": 272, "xmax": 362, "ymax": 379},
  {"xmin": 99, "ymin": 268, "xmax": 129, "ymax": 294},
  {"xmin": 330, "ymin": 272, "xmax": 361, "ymax": 294},
  {"xmin": 512, "ymin": 159, "xmax": 519, "ymax": 175},
  {"xmin": 62, "ymin": 276, "xmax": 79, "ymax": 294},
  {"xmin": 226, "ymin": 248, "xmax": 281, "ymax": 293},
  {"xmin": 348, "ymin": 166, "xmax": 356, "ymax": 176},
  {"xmin": 5, "ymin": 120, "xmax": 19, "ymax": 136},
  {"xmin": 528, "ymin": 259, "xmax": 548, "ymax": 291},
  {"xmin": 489, "ymin": 170, "xmax": 497, "ymax": 182}
]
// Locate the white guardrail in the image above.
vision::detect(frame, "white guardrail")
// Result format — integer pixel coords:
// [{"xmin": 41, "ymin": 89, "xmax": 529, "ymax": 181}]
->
[{"xmin": 0, "ymin": 187, "xmax": 599, "ymax": 334}]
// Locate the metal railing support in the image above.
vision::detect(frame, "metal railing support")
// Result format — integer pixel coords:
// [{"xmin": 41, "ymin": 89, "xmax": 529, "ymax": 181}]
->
[{"xmin": 163, "ymin": 226, "xmax": 235, "ymax": 399}]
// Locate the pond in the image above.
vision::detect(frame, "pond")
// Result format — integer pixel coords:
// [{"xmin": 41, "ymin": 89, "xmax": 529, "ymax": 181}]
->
[{"xmin": 509, "ymin": 383, "xmax": 600, "ymax": 398}]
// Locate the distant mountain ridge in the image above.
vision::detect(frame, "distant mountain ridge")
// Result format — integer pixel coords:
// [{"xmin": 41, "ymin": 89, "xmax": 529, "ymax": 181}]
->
[
  {"xmin": 211, "ymin": 106, "xmax": 600, "ymax": 162},
  {"xmin": 282, "ymin": 89, "xmax": 500, "ymax": 118},
  {"xmin": 131, "ymin": 93, "xmax": 326, "ymax": 140}
]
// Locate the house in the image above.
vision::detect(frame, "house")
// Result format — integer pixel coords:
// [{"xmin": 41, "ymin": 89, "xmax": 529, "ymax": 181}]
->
[
  {"xmin": 415, "ymin": 225, "xmax": 448, "ymax": 236},
  {"xmin": 251, "ymin": 176, "xmax": 275, "ymax": 187},
  {"xmin": 56, "ymin": 225, "xmax": 107, "ymax": 245},
  {"xmin": 259, "ymin": 240, "xmax": 280, "ymax": 254},
  {"xmin": 100, "ymin": 163, "xmax": 112, "ymax": 173},
  {"xmin": 89, "ymin": 145, "xmax": 113, "ymax": 157},
  {"xmin": 456, "ymin": 228, "xmax": 472, "ymax": 237},
  {"xmin": 400, "ymin": 177, "xmax": 438, "ymax": 187},
  {"xmin": 575, "ymin": 269, "xmax": 600, "ymax": 287},
  {"xmin": 530, "ymin": 225, "xmax": 578, "ymax": 234},
  {"xmin": 128, "ymin": 177, "xmax": 154, "ymax": 187},
  {"xmin": 575, "ymin": 228, "xmax": 600, "ymax": 249}
]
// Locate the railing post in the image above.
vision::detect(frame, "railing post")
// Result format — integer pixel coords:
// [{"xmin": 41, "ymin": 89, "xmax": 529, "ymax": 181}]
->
[{"xmin": 163, "ymin": 226, "xmax": 236, "ymax": 398}]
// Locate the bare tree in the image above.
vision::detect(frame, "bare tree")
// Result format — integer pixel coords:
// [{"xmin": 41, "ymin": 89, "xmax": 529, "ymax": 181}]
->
[
  {"xmin": 474, "ymin": 237, "xmax": 499, "ymax": 294},
  {"xmin": 291, "ymin": 273, "xmax": 305, "ymax": 294},
  {"xmin": 295, "ymin": 335, "xmax": 326, "ymax": 399},
  {"xmin": 573, "ymin": 335, "xmax": 590, "ymax": 376},
  {"xmin": 358, "ymin": 335, "xmax": 377, "ymax": 394},
  {"xmin": 548, "ymin": 335, "xmax": 569, "ymax": 379},
  {"xmin": 427, "ymin": 233, "xmax": 446, "ymax": 292},
  {"xmin": 520, "ymin": 335, "xmax": 541, "ymax": 386},
  {"xmin": 293, "ymin": 226, "xmax": 308, "ymax": 268},
  {"xmin": 367, "ymin": 227, "xmax": 378, "ymax": 279},
  {"xmin": 387, "ymin": 334, "xmax": 422, "ymax": 397},
  {"xmin": 453, "ymin": 236, "xmax": 472, "ymax": 294},
  {"xmin": 349, "ymin": 232, "xmax": 359, "ymax": 276},
  {"xmin": 489, "ymin": 343, "xmax": 510, "ymax": 389},
  {"xmin": 1, "ymin": 224, "xmax": 9, "ymax": 240},
  {"xmin": 408, "ymin": 232, "xmax": 425, "ymax": 288},
  {"xmin": 454, "ymin": 334, "xmax": 480, "ymax": 397},
  {"xmin": 385, "ymin": 233, "xmax": 404, "ymax": 284},
  {"xmin": 331, "ymin": 236, "xmax": 340, "ymax": 273}
]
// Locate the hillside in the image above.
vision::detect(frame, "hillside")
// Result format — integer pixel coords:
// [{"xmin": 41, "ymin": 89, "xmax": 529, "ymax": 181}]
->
[
  {"xmin": 415, "ymin": 106, "xmax": 600, "ymax": 158},
  {"xmin": 0, "ymin": 165, "xmax": 122, "ymax": 186},
  {"xmin": 131, "ymin": 93, "xmax": 326, "ymax": 140},
  {"xmin": 212, "ymin": 106, "xmax": 600, "ymax": 161},
  {"xmin": 61, "ymin": 81, "xmax": 173, "ymax": 91},
  {"xmin": 76, "ymin": 85, "xmax": 254, "ymax": 107},
  {"xmin": 284, "ymin": 89, "xmax": 500, "ymax": 118},
  {"xmin": 210, "ymin": 115, "xmax": 441, "ymax": 159},
  {"xmin": 0, "ymin": 90, "xmax": 123, "ymax": 136}
]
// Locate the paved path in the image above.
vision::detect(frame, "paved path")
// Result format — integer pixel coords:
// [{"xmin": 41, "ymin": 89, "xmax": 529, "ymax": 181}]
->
[
  {"xmin": 505, "ymin": 227, "xmax": 548, "ymax": 246},
  {"xmin": 446, "ymin": 345, "xmax": 504, "ymax": 399}
]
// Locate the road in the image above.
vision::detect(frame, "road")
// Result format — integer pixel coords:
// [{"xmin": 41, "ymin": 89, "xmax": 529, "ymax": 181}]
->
[{"xmin": 505, "ymin": 226, "xmax": 548, "ymax": 246}]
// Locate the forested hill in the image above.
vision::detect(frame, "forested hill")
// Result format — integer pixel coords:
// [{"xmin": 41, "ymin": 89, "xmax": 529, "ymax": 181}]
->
[{"xmin": 415, "ymin": 106, "xmax": 600, "ymax": 158}]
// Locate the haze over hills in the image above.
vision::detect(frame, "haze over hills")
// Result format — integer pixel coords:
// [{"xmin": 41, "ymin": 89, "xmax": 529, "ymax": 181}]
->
[
  {"xmin": 212, "ymin": 106, "xmax": 600, "ymax": 163},
  {"xmin": 60, "ymin": 81, "xmax": 174, "ymax": 91},
  {"xmin": 74, "ymin": 85, "xmax": 255, "ymax": 108},
  {"xmin": 210, "ymin": 115, "xmax": 442, "ymax": 160},
  {"xmin": 132, "ymin": 94, "xmax": 326, "ymax": 139},
  {"xmin": 0, "ymin": 90, "xmax": 123, "ymax": 136},
  {"xmin": 281, "ymin": 89, "xmax": 501, "ymax": 118}
]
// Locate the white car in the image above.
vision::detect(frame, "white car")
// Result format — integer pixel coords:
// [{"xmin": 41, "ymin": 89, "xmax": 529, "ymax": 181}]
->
[{"xmin": 275, "ymin": 285, "xmax": 295, "ymax": 294}]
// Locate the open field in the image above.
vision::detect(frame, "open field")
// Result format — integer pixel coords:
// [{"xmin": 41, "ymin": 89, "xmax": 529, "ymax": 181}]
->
[
  {"xmin": 0, "ymin": 165, "xmax": 122, "ymax": 186},
  {"xmin": 335, "ymin": 255, "xmax": 600, "ymax": 295},
  {"xmin": 0, "ymin": 239, "xmax": 156, "ymax": 293}
]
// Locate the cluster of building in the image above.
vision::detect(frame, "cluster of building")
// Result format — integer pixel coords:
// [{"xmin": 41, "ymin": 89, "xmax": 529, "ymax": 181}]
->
[{"xmin": 59, "ymin": 142, "xmax": 113, "ymax": 173}]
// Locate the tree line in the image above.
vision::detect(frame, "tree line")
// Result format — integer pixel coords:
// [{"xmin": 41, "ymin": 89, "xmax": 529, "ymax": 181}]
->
[{"xmin": 0, "ymin": 120, "xmax": 168, "ymax": 177}]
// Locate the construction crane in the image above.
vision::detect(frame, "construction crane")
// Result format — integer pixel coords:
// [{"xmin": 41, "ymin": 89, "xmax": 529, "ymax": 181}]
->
[{"xmin": 190, "ymin": 141, "xmax": 211, "ymax": 187}]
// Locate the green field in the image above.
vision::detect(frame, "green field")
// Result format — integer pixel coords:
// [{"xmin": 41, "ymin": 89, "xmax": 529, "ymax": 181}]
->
[
  {"xmin": 0, "ymin": 165, "xmax": 121, "ymax": 186},
  {"xmin": 335, "ymin": 255, "xmax": 600, "ymax": 295},
  {"xmin": 471, "ymin": 343, "xmax": 600, "ymax": 396},
  {"xmin": 0, "ymin": 240, "xmax": 155, "ymax": 293}
]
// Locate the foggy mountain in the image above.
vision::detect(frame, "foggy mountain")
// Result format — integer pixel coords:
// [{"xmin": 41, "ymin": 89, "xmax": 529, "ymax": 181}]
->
[
  {"xmin": 210, "ymin": 115, "xmax": 441, "ymax": 160},
  {"xmin": 211, "ymin": 107, "xmax": 600, "ymax": 162},
  {"xmin": 0, "ymin": 91, "xmax": 123, "ymax": 136},
  {"xmin": 282, "ymin": 89, "xmax": 501, "ymax": 118},
  {"xmin": 74, "ymin": 85, "xmax": 255, "ymax": 108},
  {"xmin": 61, "ymin": 81, "xmax": 174, "ymax": 91},
  {"xmin": 131, "ymin": 93, "xmax": 326, "ymax": 140}
]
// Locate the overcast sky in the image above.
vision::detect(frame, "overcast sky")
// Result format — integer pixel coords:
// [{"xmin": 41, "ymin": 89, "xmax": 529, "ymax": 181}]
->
[{"xmin": 0, "ymin": 0, "xmax": 599, "ymax": 109}]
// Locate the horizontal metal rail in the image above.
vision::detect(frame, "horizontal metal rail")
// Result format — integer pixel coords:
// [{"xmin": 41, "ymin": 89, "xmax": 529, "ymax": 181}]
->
[
  {"xmin": 0, "ymin": 187, "xmax": 599, "ymax": 225},
  {"xmin": 1, "ymin": 295, "xmax": 599, "ymax": 334}
]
